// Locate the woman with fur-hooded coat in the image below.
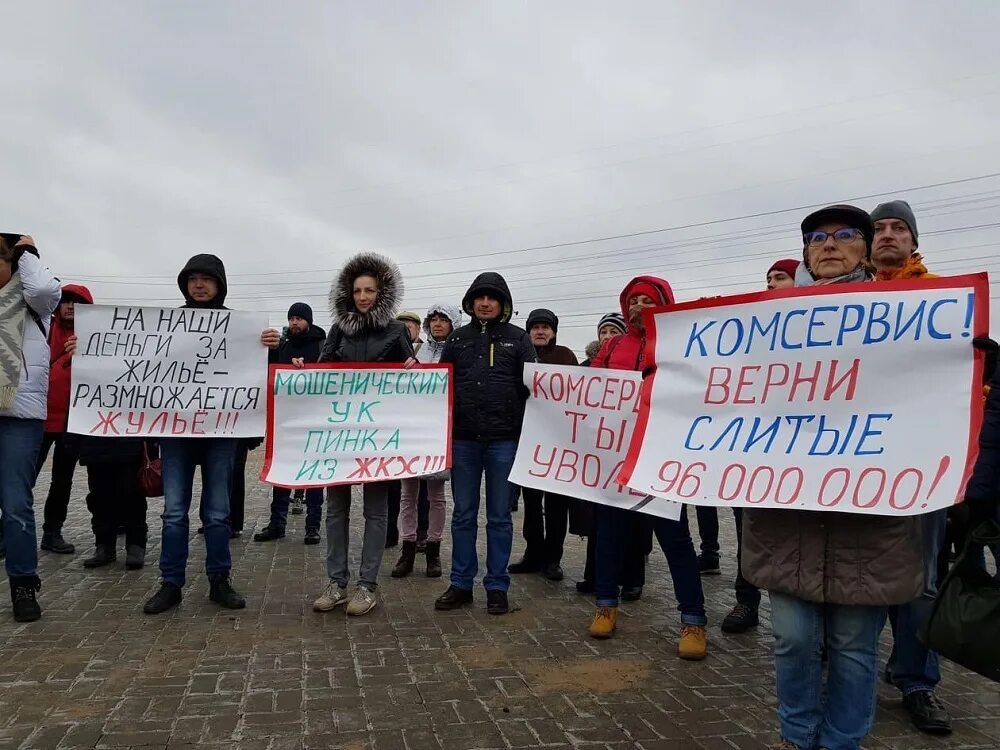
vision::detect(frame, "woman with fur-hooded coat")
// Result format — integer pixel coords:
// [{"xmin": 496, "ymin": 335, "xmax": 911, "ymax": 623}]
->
[{"xmin": 313, "ymin": 252, "xmax": 414, "ymax": 617}]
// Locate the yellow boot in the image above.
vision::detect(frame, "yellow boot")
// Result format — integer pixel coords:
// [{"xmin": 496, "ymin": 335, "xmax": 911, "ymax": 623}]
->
[
  {"xmin": 589, "ymin": 607, "xmax": 617, "ymax": 639},
  {"xmin": 678, "ymin": 625, "xmax": 707, "ymax": 660}
]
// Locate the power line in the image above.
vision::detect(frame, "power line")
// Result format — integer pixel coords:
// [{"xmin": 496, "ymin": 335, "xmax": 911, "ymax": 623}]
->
[{"xmin": 59, "ymin": 171, "xmax": 1000, "ymax": 281}]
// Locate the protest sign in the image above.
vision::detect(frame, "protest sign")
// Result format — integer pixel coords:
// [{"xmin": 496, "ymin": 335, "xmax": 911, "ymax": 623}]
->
[
  {"xmin": 510, "ymin": 364, "xmax": 682, "ymax": 520},
  {"xmin": 262, "ymin": 364, "xmax": 452, "ymax": 488},
  {"xmin": 68, "ymin": 305, "xmax": 268, "ymax": 437},
  {"xmin": 621, "ymin": 275, "xmax": 990, "ymax": 516}
]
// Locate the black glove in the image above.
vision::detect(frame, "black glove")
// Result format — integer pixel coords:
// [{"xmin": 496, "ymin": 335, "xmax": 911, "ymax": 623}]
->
[
  {"xmin": 973, "ymin": 336, "xmax": 998, "ymax": 384},
  {"xmin": 9, "ymin": 242, "xmax": 38, "ymax": 272}
]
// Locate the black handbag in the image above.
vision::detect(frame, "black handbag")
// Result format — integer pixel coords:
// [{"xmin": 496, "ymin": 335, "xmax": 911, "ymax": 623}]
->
[{"xmin": 919, "ymin": 519, "xmax": 1000, "ymax": 683}]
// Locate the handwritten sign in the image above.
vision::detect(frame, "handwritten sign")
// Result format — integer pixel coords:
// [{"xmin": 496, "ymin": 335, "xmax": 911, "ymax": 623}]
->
[
  {"xmin": 621, "ymin": 275, "xmax": 989, "ymax": 516},
  {"xmin": 510, "ymin": 364, "xmax": 682, "ymax": 520},
  {"xmin": 262, "ymin": 364, "xmax": 453, "ymax": 488},
  {"xmin": 68, "ymin": 305, "xmax": 268, "ymax": 437}
]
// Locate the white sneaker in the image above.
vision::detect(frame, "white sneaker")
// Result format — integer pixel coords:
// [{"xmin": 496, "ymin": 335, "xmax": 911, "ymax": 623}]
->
[
  {"xmin": 346, "ymin": 586, "xmax": 377, "ymax": 616},
  {"xmin": 313, "ymin": 580, "xmax": 348, "ymax": 612}
]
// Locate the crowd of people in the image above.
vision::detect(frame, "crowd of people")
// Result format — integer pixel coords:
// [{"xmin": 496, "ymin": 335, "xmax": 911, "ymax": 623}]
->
[{"xmin": 1, "ymin": 198, "xmax": 999, "ymax": 750}]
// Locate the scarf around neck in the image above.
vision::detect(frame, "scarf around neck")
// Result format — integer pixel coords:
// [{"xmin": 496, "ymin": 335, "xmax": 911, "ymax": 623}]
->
[
  {"xmin": 0, "ymin": 274, "xmax": 28, "ymax": 410},
  {"xmin": 875, "ymin": 253, "xmax": 932, "ymax": 281},
  {"xmin": 795, "ymin": 261, "xmax": 872, "ymax": 287}
]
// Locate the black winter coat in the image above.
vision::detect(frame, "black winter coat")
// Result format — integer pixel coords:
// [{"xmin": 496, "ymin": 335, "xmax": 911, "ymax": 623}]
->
[
  {"xmin": 966, "ymin": 368, "xmax": 1000, "ymax": 514},
  {"xmin": 319, "ymin": 321, "xmax": 413, "ymax": 364},
  {"xmin": 270, "ymin": 324, "xmax": 327, "ymax": 365},
  {"xmin": 443, "ymin": 272, "xmax": 536, "ymax": 441},
  {"xmin": 78, "ymin": 436, "xmax": 146, "ymax": 466}
]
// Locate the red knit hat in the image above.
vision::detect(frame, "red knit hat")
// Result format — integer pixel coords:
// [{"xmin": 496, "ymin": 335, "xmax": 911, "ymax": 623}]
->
[{"xmin": 768, "ymin": 259, "xmax": 799, "ymax": 278}]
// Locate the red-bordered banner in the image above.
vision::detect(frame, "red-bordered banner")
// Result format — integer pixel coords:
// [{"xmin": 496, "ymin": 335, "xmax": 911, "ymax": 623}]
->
[
  {"xmin": 619, "ymin": 274, "xmax": 990, "ymax": 515},
  {"xmin": 261, "ymin": 362, "xmax": 454, "ymax": 488}
]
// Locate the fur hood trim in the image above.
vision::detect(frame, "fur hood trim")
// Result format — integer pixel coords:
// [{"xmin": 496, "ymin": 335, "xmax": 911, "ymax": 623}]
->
[{"xmin": 330, "ymin": 251, "xmax": 404, "ymax": 335}]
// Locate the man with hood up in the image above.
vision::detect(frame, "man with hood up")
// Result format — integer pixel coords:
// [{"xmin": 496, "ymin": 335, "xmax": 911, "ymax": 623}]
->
[
  {"xmin": 35, "ymin": 283, "xmax": 93, "ymax": 556},
  {"xmin": 143, "ymin": 254, "xmax": 279, "ymax": 615},
  {"xmin": 434, "ymin": 273, "xmax": 536, "ymax": 616},
  {"xmin": 254, "ymin": 302, "xmax": 327, "ymax": 546},
  {"xmin": 509, "ymin": 309, "xmax": 577, "ymax": 581}
]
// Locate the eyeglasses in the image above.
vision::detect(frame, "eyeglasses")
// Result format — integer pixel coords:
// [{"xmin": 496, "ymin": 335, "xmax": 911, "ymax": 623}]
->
[{"xmin": 803, "ymin": 228, "xmax": 865, "ymax": 246}]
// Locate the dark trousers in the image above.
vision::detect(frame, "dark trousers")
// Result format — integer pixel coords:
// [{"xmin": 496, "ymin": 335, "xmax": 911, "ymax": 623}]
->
[
  {"xmin": 520, "ymin": 487, "xmax": 570, "ymax": 565},
  {"xmin": 595, "ymin": 505, "xmax": 706, "ymax": 624},
  {"xmin": 270, "ymin": 486, "xmax": 323, "ymax": 530},
  {"xmin": 35, "ymin": 432, "xmax": 80, "ymax": 535},
  {"xmin": 695, "ymin": 505, "xmax": 720, "ymax": 558},
  {"xmin": 228, "ymin": 442, "xmax": 248, "ymax": 532},
  {"xmin": 86, "ymin": 462, "xmax": 148, "ymax": 548},
  {"xmin": 733, "ymin": 508, "xmax": 761, "ymax": 607},
  {"xmin": 386, "ymin": 480, "xmax": 401, "ymax": 546},
  {"xmin": 583, "ymin": 509, "xmax": 649, "ymax": 588}
]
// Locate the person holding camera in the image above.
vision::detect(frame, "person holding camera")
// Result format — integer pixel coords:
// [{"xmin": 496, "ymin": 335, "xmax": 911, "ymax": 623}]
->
[{"xmin": 0, "ymin": 234, "xmax": 62, "ymax": 622}]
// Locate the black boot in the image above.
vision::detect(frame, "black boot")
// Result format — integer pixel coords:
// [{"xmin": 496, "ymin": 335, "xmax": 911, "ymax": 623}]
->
[
  {"xmin": 425, "ymin": 541, "xmax": 442, "ymax": 578},
  {"xmin": 508, "ymin": 554, "xmax": 542, "ymax": 574},
  {"xmin": 209, "ymin": 575, "xmax": 246, "ymax": 609},
  {"xmin": 304, "ymin": 528, "xmax": 321, "ymax": 545},
  {"xmin": 10, "ymin": 576, "xmax": 41, "ymax": 623},
  {"xmin": 144, "ymin": 582, "xmax": 182, "ymax": 615},
  {"xmin": 83, "ymin": 544, "xmax": 117, "ymax": 569},
  {"xmin": 40, "ymin": 531, "xmax": 75, "ymax": 554},
  {"xmin": 391, "ymin": 541, "xmax": 417, "ymax": 578},
  {"xmin": 125, "ymin": 545, "xmax": 146, "ymax": 571},
  {"xmin": 434, "ymin": 585, "xmax": 473, "ymax": 610},
  {"xmin": 253, "ymin": 524, "xmax": 285, "ymax": 542}
]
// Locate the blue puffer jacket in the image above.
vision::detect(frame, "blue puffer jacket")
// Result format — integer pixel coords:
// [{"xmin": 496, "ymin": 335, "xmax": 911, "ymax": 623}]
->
[{"xmin": 0, "ymin": 251, "xmax": 61, "ymax": 421}]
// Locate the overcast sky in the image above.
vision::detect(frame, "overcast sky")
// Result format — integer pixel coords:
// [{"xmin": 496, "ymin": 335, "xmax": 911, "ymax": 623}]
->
[{"xmin": 2, "ymin": 2, "xmax": 1000, "ymax": 355}]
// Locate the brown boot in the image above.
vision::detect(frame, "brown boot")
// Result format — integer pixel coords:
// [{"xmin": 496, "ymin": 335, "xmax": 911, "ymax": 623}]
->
[
  {"xmin": 425, "ymin": 541, "xmax": 442, "ymax": 578},
  {"xmin": 391, "ymin": 541, "xmax": 416, "ymax": 578}
]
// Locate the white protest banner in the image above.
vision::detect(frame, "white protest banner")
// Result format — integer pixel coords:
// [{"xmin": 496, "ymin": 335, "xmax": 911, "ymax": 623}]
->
[
  {"xmin": 510, "ymin": 363, "xmax": 682, "ymax": 520},
  {"xmin": 68, "ymin": 305, "xmax": 268, "ymax": 437},
  {"xmin": 262, "ymin": 364, "xmax": 453, "ymax": 488},
  {"xmin": 621, "ymin": 274, "xmax": 990, "ymax": 516}
]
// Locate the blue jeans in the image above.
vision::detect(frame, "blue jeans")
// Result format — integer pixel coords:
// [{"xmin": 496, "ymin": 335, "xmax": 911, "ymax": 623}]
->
[
  {"xmin": 449, "ymin": 440, "xmax": 515, "ymax": 592},
  {"xmin": 270, "ymin": 486, "xmax": 323, "ymax": 530},
  {"xmin": 0, "ymin": 418, "xmax": 43, "ymax": 578},
  {"xmin": 159, "ymin": 438, "xmax": 237, "ymax": 587},
  {"xmin": 770, "ymin": 591, "xmax": 887, "ymax": 750},
  {"xmin": 886, "ymin": 508, "xmax": 946, "ymax": 695},
  {"xmin": 595, "ymin": 504, "xmax": 707, "ymax": 626}
]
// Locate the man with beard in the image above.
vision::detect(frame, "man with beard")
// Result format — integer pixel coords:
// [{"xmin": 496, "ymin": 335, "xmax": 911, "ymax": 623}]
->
[{"xmin": 255, "ymin": 303, "xmax": 327, "ymax": 545}]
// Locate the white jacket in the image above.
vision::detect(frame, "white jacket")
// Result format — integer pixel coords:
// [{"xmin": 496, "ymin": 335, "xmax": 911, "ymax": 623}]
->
[
  {"xmin": 416, "ymin": 303, "xmax": 464, "ymax": 364},
  {"xmin": 0, "ymin": 253, "xmax": 61, "ymax": 421}
]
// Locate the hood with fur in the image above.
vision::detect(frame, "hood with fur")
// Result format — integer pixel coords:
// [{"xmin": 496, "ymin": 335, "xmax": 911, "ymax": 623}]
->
[
  {"xmin": 422, "ymin": 303, "xmax": 464, "ymax": 339},
  {"xmin": 330, "ymin": 251, "xmax": 404, "ymax": 336}
]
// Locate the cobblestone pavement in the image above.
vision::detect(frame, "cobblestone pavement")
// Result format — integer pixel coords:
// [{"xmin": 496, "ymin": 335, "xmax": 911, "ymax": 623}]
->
[{"xmin": 1, "ymin": 453, "xmax": 997, "ymax": 750}]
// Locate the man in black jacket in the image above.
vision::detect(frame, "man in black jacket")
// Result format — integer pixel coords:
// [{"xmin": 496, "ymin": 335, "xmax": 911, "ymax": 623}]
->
[
  {"xmin": 509, "ymin": 309, "xmax": 577, "ymax": 581},
  {"xmin": 255, "ymin": 302, "xmax": 327, "ymax": 545},
  {"xmin": 434, "ymin": 273, "xmax": 536, "ymax": 615}
]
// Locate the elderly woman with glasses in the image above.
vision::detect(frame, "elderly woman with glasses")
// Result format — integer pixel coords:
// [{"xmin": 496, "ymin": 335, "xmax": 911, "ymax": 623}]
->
[{"xmin": 741, "ymin": 205, "xmax": 924, "ymax": 750}]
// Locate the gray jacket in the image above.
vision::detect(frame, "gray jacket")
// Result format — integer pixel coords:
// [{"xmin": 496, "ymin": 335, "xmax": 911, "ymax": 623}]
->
[{"xmin": 0, "ymin": 253, "xmax": 61, "ymax": 421}]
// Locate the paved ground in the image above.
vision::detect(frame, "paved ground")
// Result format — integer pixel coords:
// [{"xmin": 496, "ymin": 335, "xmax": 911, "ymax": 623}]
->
[{"xmin": 1, "ymin": 452, "xmax": 997, "ymax": 750}]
